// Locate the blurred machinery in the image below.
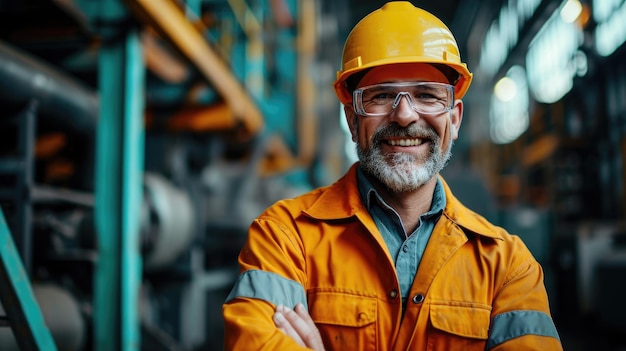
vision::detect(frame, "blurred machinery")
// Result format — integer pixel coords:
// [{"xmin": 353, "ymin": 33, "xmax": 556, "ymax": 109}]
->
[{"xmin": 0, "ymin": 0, "xmax": 345, "ymax": 350}]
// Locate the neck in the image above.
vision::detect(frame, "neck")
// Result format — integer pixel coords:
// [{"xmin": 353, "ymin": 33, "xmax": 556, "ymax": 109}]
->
[{"xmin": 367, "ymin": 174, "xmax": 438, "ymax": 233}]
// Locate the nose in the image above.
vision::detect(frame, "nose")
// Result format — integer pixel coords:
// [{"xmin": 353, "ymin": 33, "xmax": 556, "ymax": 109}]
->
[{"xmin": 389, "ymin": 92, "xmax": 420, "ymax": 126}]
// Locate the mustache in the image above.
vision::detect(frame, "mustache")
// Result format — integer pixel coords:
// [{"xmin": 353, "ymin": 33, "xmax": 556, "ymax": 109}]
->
[{"xmin": 371, "ymin": 124, "xmax": 438, "ymax": 144}]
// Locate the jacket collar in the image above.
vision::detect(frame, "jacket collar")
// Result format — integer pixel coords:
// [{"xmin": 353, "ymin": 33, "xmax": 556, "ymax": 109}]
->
[
  {"xmin": 304, "ymin": 163, "xmax": 503, "ymax": 240},
  {"xmin": 438, "ymin": 175, "xmax": 503, "ymax": 240},
  {"xmin": 303, "ymin": 163, "xmax": 365, "ymax": 220}
]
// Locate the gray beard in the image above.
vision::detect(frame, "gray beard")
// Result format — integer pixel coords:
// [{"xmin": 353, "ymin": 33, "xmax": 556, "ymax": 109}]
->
[{"xmin": 356, "ymin": 123, "xmax": 452, "ymax": 193}]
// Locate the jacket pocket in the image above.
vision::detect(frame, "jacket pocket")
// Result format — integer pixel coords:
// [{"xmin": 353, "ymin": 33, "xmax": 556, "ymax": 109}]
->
[
  {"xmin": 308, "ymin": 290, "xmax": 377, "ymax": 351},
  {"xmin": 427, "ymin": 303, "xmax": 491, "ymax": 351}
]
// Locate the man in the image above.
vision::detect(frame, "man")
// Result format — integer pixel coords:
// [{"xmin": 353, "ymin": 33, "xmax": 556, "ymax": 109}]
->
[{"xmin": 222, "ymin": 2, "xmax": 562, "ymax": 350}]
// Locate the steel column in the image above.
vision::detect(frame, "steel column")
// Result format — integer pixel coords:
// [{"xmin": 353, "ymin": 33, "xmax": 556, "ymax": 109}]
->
[{"xmin": 93, "ymin": 1, "xmax": 145, "ymax": 350}]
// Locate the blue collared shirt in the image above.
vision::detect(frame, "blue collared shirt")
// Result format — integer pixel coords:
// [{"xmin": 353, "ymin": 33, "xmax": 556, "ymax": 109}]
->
[{"xmin": 357, "ymin": 166, "xmax": 446, "ymax": 306}]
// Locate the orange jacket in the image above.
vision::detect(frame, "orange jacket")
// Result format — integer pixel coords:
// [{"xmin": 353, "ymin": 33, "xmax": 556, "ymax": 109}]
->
[{"xmin": 223, "ymin": 164, "xmax": 562, "ymax": 350}]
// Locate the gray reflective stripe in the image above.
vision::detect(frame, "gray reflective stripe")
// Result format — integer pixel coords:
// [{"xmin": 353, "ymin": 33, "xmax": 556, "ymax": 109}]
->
[
  {"xmin": 224, "ymin": 269, "xmax": 308, "ymax": 309},
  {"xmin": 487, "ymin": 310, "xmax": 561, "ymax": 349}
]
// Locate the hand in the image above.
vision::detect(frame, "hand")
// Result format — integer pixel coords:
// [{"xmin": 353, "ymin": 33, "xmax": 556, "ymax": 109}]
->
[{"xmin": 273, "ymin": 303, "xmax": 325, "ymax": 351}]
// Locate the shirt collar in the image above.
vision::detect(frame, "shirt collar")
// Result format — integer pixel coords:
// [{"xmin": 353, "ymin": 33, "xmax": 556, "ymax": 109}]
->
[{"xmin": 356, "ymin": 165, "xmax": 446, "ymax": 218}]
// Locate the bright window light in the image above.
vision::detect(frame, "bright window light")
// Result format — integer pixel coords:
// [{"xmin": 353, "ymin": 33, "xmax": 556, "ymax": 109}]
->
[
  {"xmin": 494, "ymin": 77, "xmax": 518, "ymax": 102},
  {"xmin": 526, "ymin": 0, "xmax": 583, "ymax": 103},
  {"xmin": 490, "ymin": 66, "xmax": 530, "ymax": 144},
  {"xmin": 560, "ymin": 0, "xmax": 582, "ymax": 23}
]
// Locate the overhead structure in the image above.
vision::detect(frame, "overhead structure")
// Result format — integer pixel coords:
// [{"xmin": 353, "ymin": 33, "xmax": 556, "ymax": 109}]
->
[{"xmin": 125, "ymin": 0, "xmax": 264, "ymax": 137}]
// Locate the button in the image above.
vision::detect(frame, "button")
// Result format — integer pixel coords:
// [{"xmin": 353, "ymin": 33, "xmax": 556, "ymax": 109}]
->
[
  {"xmin": 358, "ymin": 312, "xmax": 368, "ymax": 320},
  {"xmin": 389, "ymin": 289, "xmax": 398, "ymax": 299},
  {"xmin": 402, "ymin": 245, "xmax": 409, "ymax": 253},
  {"xmin": 412, "ymin": 294, "xmax": 425, "ymax": 304}
]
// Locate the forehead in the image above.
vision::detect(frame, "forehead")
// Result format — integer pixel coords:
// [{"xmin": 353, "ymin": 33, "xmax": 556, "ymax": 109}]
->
[{"xmin": 358, "ymin": 63, "xmax": 449, "ymax": 88}]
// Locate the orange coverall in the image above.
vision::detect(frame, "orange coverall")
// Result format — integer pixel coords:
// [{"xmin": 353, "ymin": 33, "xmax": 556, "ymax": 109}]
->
[{"xmin": 223, "ymin": 164, "xmax": 562, "ymax": 350}]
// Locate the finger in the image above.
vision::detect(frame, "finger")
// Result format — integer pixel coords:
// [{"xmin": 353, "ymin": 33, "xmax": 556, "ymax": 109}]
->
[
  {"xmin": 282, "ymin": 305, "xmax": 325, "ymax": 350},
  {"xmin": 295, "ymin": 303, "xmax": 317, "ymax": 330},
  {"xmin": 273, "ymin": 307, "xmax": 306, "ymax": 346}
]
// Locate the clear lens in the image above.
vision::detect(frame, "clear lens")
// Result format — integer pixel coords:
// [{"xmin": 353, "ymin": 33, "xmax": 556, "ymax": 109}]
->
[{"xmin": 353, "ymin": 82, "xmax": 454, "ymax": 116}]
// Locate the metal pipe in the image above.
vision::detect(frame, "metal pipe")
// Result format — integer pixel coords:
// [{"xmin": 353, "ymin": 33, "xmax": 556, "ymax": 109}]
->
[
  {"xmin": 0, "ymin": 41, "xmax": 98, "ymax": 136},
  {"xmin": 142, "ymin": 29, "xmax": 189, "ymax": 84},
  {"xmin": 167, "ymin": 103, "xmax": 238, "ymax": 131}
]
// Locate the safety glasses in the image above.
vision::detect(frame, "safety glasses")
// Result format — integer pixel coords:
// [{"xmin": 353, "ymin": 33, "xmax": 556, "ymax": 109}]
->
[{"xmin": 353, "ymin": 82, "xmax": 454, "ymax": 117}]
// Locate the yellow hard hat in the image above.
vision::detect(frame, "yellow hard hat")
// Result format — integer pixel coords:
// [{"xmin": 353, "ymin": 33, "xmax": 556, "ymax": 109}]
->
[{"xmin": 334, "ymin": 1, "xmax": 473, "ymax": 104}]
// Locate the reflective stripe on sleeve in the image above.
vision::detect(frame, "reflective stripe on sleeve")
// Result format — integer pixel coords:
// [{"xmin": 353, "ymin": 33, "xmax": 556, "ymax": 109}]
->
[
  {"xmin": 224, "ymin": 269, "xmax": 308, "ymax": 309},
  {"xmin": 487, "ymin": 310, "xmax": 560, "ymax": 349}
]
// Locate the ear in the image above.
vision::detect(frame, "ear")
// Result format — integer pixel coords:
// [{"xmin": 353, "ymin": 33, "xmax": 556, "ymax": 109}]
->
[
  {"xmin": 450, "ymin": 99, "xmax": 463, "ymax": 141},
  {"xmin": 343, "ymin": 104, "xmax": 358, "ymax": 142}
]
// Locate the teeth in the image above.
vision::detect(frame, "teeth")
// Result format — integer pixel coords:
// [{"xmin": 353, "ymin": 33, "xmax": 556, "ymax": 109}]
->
[{"xmin": 388, "ymin": 139, "xmax": 422, "ymax": 146}]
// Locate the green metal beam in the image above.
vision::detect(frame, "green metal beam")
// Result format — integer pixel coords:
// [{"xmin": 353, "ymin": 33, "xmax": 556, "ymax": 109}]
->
[
  {"xmin": 0, "ymin": 208, "xmax": 57, "ymax": 351},
  {"xmin": 94, "ymin": 1, "xmax": 145, "ymax": 350}
]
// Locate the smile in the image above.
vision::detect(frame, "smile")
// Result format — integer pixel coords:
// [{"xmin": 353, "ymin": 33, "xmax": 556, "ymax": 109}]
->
[{"xmin": 386, "ymin": 138, "xmax": 423, "ymax": 146}]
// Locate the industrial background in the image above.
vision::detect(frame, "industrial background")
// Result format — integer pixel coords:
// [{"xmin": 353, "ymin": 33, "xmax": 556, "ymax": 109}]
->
[{"xmin": 0, "ymin": 0, "xmax": 624, "ymax": 350}]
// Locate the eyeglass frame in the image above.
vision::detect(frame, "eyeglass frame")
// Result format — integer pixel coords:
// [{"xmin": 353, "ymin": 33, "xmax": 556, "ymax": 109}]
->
[{"xmin": 352, "ymin": 81, "xmax": 455, "ymax": 117}]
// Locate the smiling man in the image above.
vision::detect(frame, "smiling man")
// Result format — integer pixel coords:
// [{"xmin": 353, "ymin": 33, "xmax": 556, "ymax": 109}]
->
[{"xmin": 222, "ymin": 2, "xmax": 562, "ymax": 350}]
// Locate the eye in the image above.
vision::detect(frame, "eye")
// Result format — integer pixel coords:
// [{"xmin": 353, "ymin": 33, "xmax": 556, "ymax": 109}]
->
[
  {"xmin": 415, "ymin": 92, "xmax": 439, "ymax": 100},
  {"xmin": 364, "ymin": 90, "xmax": 396, "ymax": 103},
  {"xmin": 373, "ymin": 92, "xmax": 395, "ymax": 100},
  {"xmin": 413, "ymin": 86, "xmax": 449, "ymax": 102}
]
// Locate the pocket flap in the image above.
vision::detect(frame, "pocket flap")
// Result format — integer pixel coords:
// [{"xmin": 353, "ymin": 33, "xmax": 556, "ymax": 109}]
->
[
  {"xmin": 430, "ymin": 304, "xmax": 491, "ymax": 339},
  {"xmin": 309, "ymin": 291, "xmax": 376, "ymax": 327}
]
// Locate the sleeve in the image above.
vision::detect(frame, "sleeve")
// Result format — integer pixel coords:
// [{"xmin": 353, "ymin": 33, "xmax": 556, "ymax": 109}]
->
[
  {"xmin": 222, "ymin": 210, "xmax": 313, "ymax": 350},
  {"xmin": 487, "ymin": 237, "xmax": 563, "ymax": 351}
]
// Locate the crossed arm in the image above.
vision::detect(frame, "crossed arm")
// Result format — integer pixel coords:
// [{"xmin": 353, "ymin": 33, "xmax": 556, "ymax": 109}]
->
[{"xmin": 273, "ymin": 303, "xmax": 326, "ymax": 351}]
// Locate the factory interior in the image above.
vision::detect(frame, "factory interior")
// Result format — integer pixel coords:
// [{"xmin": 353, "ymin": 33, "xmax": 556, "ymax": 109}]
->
[{"xmin": 0, "ymin": 0, "xmax": 625, "ymax": 350}]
